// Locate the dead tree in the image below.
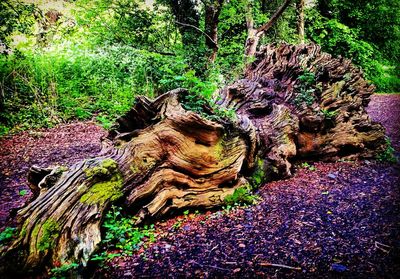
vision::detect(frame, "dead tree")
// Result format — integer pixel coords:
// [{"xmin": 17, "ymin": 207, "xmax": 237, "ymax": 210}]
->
[
  {"xmin": 245, "ymin": 0, "xmax": 293, "ymax": 57},
  {"xmin": 0, "ymin": 44, "xmax": 386, "ymax": 275}
]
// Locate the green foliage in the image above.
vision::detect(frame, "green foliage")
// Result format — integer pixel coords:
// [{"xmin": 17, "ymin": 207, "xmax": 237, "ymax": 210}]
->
[
  {"xmin": 50, "ymin": 263, "xmax": 79, "ymax": 279},
  {"xmin": 294, "ymin": 70, "xmax": 316, "ymax": 107},
  {"xmin": 75, "ymin": 0, "xmax": 177, "ymax": 52},
  {"xmin": 19, "ymin": 189, "xmax": 28, "ymax": 196},
  {"xmin": 321, "ymin": 109, "xmax": 338, "ymax": 120},
  {"xmin": 0, "ymin": 45, "xmax": 192, "ymax": 136},
  {"xmin": 0, "ymin": 1, "xmax": 38, "ymax": 51},
  {"xmin": 249, "ymin": 159, "xmax": 266, "ymax": 189},
  {"xmin": 376, "ymin": 137, "xmax": 397, "ymax": 164},
  {"xmin": 306, "ymin": 3, "xmax": 400, "ymax": 92},
  {"xmin": 316, "ymin": 0, "xmax": 400, "ymax": 63},
  {"xmin": 91, "ymin": 205, "xmax": 155, "ymax": 262},
  {"xmin": 224, "ymin": 185, "xmax": 259, "ymax": 206},
  {"xmin": 0, "ymin": 227, "xmax": 16, "ymax": 245},
  {"xmin": 300, "ymin": 162, "xmax": 316, "ymax": 171}
]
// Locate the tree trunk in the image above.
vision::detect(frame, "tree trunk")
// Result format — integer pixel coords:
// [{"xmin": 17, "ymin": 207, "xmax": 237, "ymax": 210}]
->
[
  {"xmin": 297, "ymin": 0, "xmax": 305, "ymax": 43},
  {"xmin": 244, "ymin": 0, "xmax": 293, "ymax": 57},
  {"xmin": 0, "ymin": 44, "xmax": 386, "ymax": 275},
  {"xmin": 0, "ymin": 89, "xmax": 256, "ymax": 275},
  {"xmin": 204, "ymin": 0, "xmax": 224, "ymax": 63}
]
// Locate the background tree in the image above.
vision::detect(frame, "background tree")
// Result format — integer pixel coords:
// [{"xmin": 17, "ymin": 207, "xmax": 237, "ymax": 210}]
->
[
  {"xmin": 296, "ymin": 0, "xmax": 305, "ymax": 43},
  {"xmin": 244, "ymin": 0, "xmax": 293, "ymax": 57}
]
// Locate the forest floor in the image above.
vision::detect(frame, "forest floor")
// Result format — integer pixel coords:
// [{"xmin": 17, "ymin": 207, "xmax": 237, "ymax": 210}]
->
[{"xmin": 0, "ymin": 94, "xmax": 399, "ymax": 278}]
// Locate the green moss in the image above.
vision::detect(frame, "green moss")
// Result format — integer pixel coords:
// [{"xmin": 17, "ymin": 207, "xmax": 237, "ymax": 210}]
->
[
  {"xmin": 214, "ymin": 138, "xmax": 225, "ymax": 160},
  {"xmin": 130, "ymin": 165, "xmax": 140, "ymax": 175},
  {"xmin": 37, "ymin": 219, "xmax": 60, "ymax": 251},
  {"xmin": 84, "ymin": 158, "xmax": 118, "ymax": 179},
  {"xmin": 130, "ymin": 157, "xmax": 157, "ymax": 175},
  {"xmin": 81, "ymin": 159, "xmax": 124, "ymax": 205},
  {"xmin": 332, "ymin": 80, "xmax": 345, "ymax": 97},
  {"xmin": 31, "ymin": 225, "xmax": 39, "ymax": 243},
  {"xmin": 250, "ymin": 158, "xmax": 266, "ymax": 189},
  {"xmin": 19, "ymin": 227, "xmax": 26, "ymax": 238},
  {"xmin": 281, "ymin": 134, "xmax": 291, "ymax": 145},
  {"xmin": 80, "ymin": 173, "xmax": 124, "ymax": 205}
]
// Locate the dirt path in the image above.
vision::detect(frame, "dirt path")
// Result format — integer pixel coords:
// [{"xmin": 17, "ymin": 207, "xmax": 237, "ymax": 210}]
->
[
  {"xmin": 367, "ymin": 94, "xmax": 400, "ymax": 152},
  {"xmin": 0, "ymin": 94, "xmax": 399, "ymax": 277}
]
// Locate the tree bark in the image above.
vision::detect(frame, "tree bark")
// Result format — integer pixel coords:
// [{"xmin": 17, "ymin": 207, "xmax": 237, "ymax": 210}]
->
[
  {"xmin": 244, "ymin": 0, "xmax": 293, "ymax": 57},
  {"xmin": 204, "ymin": 0, "xmax": 224, "ymax": 63},
  {"xmin": 0, "ymin": 44, "xmax": 386, "ymax": 275},
  {"xmin": 221, "ymin": 43, "xmax": 386, "ymax": 178},
  {"xmin": 297, "ymin": 0, "xmax": 305, "ymax": 43}
]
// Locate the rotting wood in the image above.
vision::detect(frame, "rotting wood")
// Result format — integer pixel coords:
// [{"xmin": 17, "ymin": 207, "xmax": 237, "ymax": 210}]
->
[{"xmin": 0, "ymin": 44, "xmax": 386, "ymax": 275}]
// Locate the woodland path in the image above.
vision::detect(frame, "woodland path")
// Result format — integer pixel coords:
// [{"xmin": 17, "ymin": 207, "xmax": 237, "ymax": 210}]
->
[{"xmin": 0, "ymin": 94, "xmax": 399, "ymax": 277}]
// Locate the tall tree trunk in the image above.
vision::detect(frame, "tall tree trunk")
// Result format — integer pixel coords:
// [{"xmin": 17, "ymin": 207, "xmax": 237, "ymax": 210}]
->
[
  {"xmin": 297, "ymin": 0, "xmax": 305, "ymax": 43},
  {"xmin": 204, "ymin": 0, "xmax": 224, "ymax": 63},
  {"xmin": 244, "ymin": 0, "xmax": 293, "ymax": 57}
]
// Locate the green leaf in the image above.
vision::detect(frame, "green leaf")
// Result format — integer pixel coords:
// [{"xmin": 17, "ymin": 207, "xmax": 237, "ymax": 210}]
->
[{"xmin": 19, "ymin": 189, "xmax": 28, "ymax": 196}]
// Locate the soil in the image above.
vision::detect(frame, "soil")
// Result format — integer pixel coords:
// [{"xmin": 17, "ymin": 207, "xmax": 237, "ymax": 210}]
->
[
  {"xmin": 0, "ymin": 94, "xmax": 399, "ymax": 278},
  {"xmin": 367, "ymin": 94, "xmax": 400, "ymax": 153}
]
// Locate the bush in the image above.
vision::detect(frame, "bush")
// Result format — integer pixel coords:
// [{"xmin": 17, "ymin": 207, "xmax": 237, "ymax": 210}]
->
[
  {"xmin": 376, "ymin": 137, "xmax": 398, "ymax": 163},
  {"xmin": 306, "ymin": 8, "xmax": 400, "ymax": 93},
  {"xmin": 0, "ymin": 227, "xmax": 16, "ymax": 245},
  {"xmin": 0, "ymin": 44, "xmax": 220, "ymax": 136}
]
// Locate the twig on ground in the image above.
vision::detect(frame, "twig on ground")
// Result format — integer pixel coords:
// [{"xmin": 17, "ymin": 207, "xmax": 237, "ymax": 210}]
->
[
  {"xmin": 375, "ymin": 241, "xmax": 391, "ymax": 253},
  {"xmin": 259, "ymin": 262, "xmax": 302, "ymax": 271},
  {"xmin": 191, "ymin": 260, "xmax": 231, "ymax": 272}
]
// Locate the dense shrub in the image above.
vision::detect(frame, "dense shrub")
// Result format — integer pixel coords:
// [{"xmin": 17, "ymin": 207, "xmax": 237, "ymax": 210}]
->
[
  {"xmin": 306, "ymin": 6, "xmax": 399, "ymax": 92},
  {"xmin": 0, "ymin": 44, "xmax": 221, "ymax": 135}
]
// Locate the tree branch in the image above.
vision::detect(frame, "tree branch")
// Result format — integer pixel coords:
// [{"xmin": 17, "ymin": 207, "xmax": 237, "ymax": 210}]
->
[
  {"xmin": 175, "ymin": 21, "xmax": 218, "ymax": 48},
  {"xmin": 256, "ymin": 0, "xmax": 292, "ymax": 35}
]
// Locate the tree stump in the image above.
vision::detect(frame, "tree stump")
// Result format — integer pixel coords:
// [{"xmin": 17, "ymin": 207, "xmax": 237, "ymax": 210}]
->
[{"xmin": 0, "ymin": 44, "xmax": 386, "ymax": 275}]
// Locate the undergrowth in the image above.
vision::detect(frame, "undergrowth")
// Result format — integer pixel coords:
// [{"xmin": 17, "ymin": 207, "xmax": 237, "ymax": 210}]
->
[
  {"xmin": 0, "ymin": 46, "xmax": 225, "ymax": 136},
  {"xmin": 0, "ymin": 227, "xmax": 16, "ymax": 246},
  {"xmin": 224, "ymin": 184, "xmax": 259, "ymax": 206},
  {"xmin": 50, "ymin": 263, "xmax": 79, "ymax": 279},
  {"xmin": 90, "ymin": 205, "xmax": 155, "ymax": 264},
  {"xmin": 376, "ymin": 137, "xmax": 397, "ymax": 163}
]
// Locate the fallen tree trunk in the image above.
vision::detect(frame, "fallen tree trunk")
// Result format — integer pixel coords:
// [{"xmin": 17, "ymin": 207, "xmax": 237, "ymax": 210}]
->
[
  {"xmin": 218, "ymin": 43, "xmax": 386, "ymax": 178},
  {"xmin": 0, "ymin": 44, "xmax": 386, "ymax": 275}
]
